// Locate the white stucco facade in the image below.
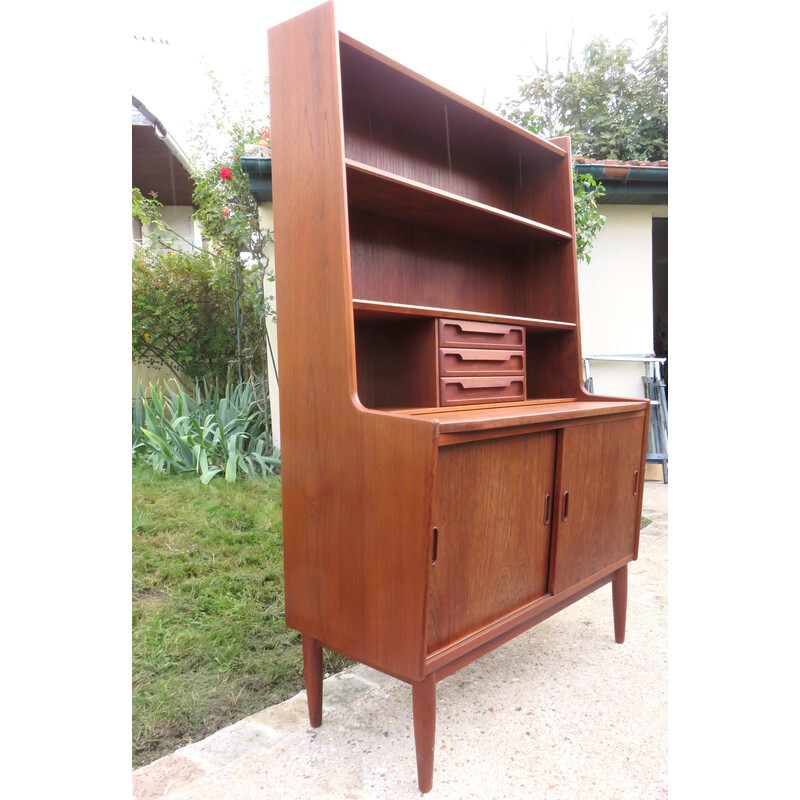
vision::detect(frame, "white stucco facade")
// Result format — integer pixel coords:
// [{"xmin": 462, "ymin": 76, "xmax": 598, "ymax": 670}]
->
[
  {"xmin": 140, "ymin": 206, "xmax": 201, "ymax": 252},
  {"xmin": 257, "ymin": 204, "xmax": 281, "ymax": 452},
  {"xmin": 577, "ymin": 204, "xmax": 668, "ymax": 399}
]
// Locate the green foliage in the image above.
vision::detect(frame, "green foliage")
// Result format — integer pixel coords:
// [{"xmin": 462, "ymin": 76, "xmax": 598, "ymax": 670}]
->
[
  {"xmin": 133, "ymin": 377, "xmax": 279, "ymax": 483},
  {"xmin": 132, "ymin": 72, "xmax": 274, "ymax": 390},
  {"xmin": 132, "ymin": 468, "xmax": 293, "ymax": 765},
  {"xmin": 132, "ymin": 465, "xmax": 351, "ymax": 765},
  {"xmin": 497, "ymin": 14, "xmax": 667, "ymax": 263},
  {"xmin": 132, "ymin": 187, "xmax": 163, "ymax": 228},
  {"xmin": 573, "ymin": 171, "xmax": 606, "ymax": 264},
  {"xmin": 500, "ymin": 13, "xmax": 668, "ymax": 162},
  {"xmin": 132, "ymin": 246, "xmax": 266, "ymax": 386}
]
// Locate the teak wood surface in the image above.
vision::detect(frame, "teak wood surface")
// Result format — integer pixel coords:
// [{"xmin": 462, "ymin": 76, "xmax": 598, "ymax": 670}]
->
[{"xmin": 268, "ymin": 2, "xmax": 649, "ymax": 792}]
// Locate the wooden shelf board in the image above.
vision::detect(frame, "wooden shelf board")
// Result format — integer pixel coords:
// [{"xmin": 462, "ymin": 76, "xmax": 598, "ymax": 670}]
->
[
  {"xmin": 346, "ymin": 160, "xmax": 573, "ymax": 245},
  {"xmin": 390, "ymin": 399, "xmax": 646, "ymax": 433},
  {"xmin": 352, "ymin": 299, "xmax": 576, "ymax": 331}
]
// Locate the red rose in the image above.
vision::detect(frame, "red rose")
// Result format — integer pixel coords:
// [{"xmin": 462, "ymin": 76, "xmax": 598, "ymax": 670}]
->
[
  {"xmin": 220, "ymin": 167, "xmax": 232, "ymax": 180},
  {"xmin": 222, "ymin": 206, "xmax": 230, "ymax": 217}
]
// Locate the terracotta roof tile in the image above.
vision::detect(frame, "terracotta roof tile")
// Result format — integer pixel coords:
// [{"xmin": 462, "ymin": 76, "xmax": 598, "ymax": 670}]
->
[{"xmin": 574, "ymin": 156, "xmax": 668, "ymax": 168}]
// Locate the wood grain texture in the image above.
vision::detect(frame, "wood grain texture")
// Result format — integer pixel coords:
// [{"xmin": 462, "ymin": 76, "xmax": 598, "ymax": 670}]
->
[
  {"xmin": 346, "ymin": 159, "xmax": 572, "ymax": 245},
  {"xmin": 269, "ymin": 5, "xmax": 650, "ymax": 792},
  {"xmin": 413, "ymin": 674, "xmax": 437, "ymax": 793},
  {"xmin": 269, "ymin": 1, "xmax": 438, "ymax": 681},
  {"xmin": 303, "ymin": 635, "xmax": 323, "ymax": 727},
  {"xmin": 352, "ymin": 299, "xmax": 576, "ymax": 331},
  {"xmin": 550, "ymin": 416, "xmax": 646, "ymax": 594},
  {"xmin": 427, "ymin": 432, "xmax": 556, "ymax": 652},
  {"xmin": 439, "ymin": 348, "xmax": 525, "ymax": 376},
  {"xmin": 354, "ymin": 316, "xmax": 437, "ymax": 408},
  {"xmin": 612, "ymin": 565, "xmax": 628, "ymax": 644}
]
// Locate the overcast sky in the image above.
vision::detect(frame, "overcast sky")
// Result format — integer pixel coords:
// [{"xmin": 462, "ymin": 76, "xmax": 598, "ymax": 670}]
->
[{"xmin": 132, "ymin": 0, "xmax": 667, "ymax": 150}]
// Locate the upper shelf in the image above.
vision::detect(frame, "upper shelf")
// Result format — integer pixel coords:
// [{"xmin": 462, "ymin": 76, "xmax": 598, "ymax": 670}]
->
[
  {"xmin": 346, "ymin": 160, "xmax": 572, "ymax": 246},
  {"xmin": 339, "ymin": 33, "xmax": 567, "ymax": 167}
]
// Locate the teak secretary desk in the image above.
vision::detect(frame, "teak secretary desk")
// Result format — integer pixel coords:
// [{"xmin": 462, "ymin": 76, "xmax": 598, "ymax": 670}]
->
[{"xmin": 267, "ymin": 2, "xmax": 649, "ymax": 792}]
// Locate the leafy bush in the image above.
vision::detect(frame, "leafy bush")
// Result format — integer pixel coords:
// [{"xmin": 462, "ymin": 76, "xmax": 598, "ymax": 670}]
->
[
  {"xmin": 132, "ymin": 245, "xmax": 267, "ymax": 388},
  {"xmin": 133, "ymin": 377, "xmax": 279, "ymax": 483}
]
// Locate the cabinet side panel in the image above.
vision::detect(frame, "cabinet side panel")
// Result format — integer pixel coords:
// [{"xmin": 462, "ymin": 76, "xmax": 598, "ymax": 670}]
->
[
  {"xmin": 269, "ymin": 3, "xmax": 435, "ymax": 680},
  {"xmin": 427, "ymin": 432, "xmax": 556, "ymax": 653}
]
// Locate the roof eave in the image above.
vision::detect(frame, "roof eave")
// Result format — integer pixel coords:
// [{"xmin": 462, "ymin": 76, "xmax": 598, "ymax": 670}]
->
[{"xmin": 574, "ymin": 162, "xmax": 668, "ymax": 205}]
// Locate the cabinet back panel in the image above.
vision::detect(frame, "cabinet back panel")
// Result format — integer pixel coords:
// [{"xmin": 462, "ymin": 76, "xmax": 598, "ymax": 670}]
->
[
  {"xmin": 344, "ymin": 103, "xmax": 515, "ymax": 212},
  {"xmin": 350, "ymin": 210, "xmax": 575, "ymax": 323},
  {"xmin": 515, "ymin": 241, "xmax": 578, "ymax": 324},
  {"xmin": 427, "ymin": 432, "xmax": 556, "ymax": 653},
  {"xmin": 350, "ymin": 209, "xmax": 520, "ymax": 315},
  {"xmin": 526, "ymin": 331, "xmax": 583, "ymax": 398},
  {"xmin": 354, "ymin": 317, "xmax": 437, "ymax": 408},
  {"xmin": 340, "ymin": 39, "xmax": 564, "ymax": 220}
]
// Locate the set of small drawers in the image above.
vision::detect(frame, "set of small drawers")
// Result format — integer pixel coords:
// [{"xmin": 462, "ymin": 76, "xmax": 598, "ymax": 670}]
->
[{"xmin": 437, "ymin": 318, "xmax": 526, "ymax": 407}]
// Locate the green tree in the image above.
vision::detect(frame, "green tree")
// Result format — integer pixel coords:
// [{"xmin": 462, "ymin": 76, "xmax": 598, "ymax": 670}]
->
[
  {"xmin": 132, "ymin": 73, "xmax": 274, "ymax": 391},
  {"xmin": 498, "ymin": 14, "xmax": 667, "ymax": 263},
  {"xmin": 500, "ymin": 13, "xmax": 668, "ymax": 162},
  {"xmin": 132, "ymin": 242, "xmax": 265, "ymax": 388}
]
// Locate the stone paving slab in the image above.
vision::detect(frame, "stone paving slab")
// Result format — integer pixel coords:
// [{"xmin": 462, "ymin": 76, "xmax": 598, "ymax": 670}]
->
[{"xmin": 133, "ymin": 481, "xmax": 667, "ymax": 800}]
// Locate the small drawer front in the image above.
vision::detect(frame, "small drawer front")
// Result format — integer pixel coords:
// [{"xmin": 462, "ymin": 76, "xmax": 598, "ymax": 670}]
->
[
  {"xmin": 439, "ymin": 376, "xmax": 525, "ymax": 406},
  {"xmin": 438, "ymin": 318, "xmax": 524, "ymax": 350},
  {"xmin": 439, "ymin": 348, "xmax": 524, "ymax": 376}
]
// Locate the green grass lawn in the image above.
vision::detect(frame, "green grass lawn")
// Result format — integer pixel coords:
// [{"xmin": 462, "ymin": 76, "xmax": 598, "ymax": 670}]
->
[{"xmin": 132, "ymin": 466, "xmax": 346, "ymax": 768}]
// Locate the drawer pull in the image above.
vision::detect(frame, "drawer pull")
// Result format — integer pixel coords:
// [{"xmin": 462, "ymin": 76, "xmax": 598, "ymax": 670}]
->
[
  {"xmin": 439, "ymin": 348, "xmax": 525, "ymax": 376},
  {"xmin": 561, "ymin": 491, "xmax": 569, "ymax": 522},
  {"xmin": 452, "ymin": 320, "xmax": 514, "ymax": 335},
  {"xmin": 544, "ymin": 493, "xmax": 552, "ymax": 525},
  {"xmin": 438, "ymin": 318, "xmax": 524, "ymax": 349},
  {"xmin": 439, "ymin": 376, "xmax": 524, "ymax": 406}
]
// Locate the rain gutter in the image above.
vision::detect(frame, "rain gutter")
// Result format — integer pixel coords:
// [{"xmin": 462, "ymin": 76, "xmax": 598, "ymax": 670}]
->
[
  {"xmin": 241, "ymin": 157, "xmax": 273, "ymax": 203},
  {"xmin": 574, "ymin": 162, "xmax": 668, "ymax": 198}
]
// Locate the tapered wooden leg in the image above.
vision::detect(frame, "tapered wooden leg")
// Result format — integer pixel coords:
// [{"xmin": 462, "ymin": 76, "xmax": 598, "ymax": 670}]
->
[
  {"xmin": 612, "ymin": 564, "xmax": 628, "ymax": 644},
  {"xmin": 412, "ymin": 673, "xmax": 436, "ymax": 793},
  {"xmin": 303, "ymin": 635, "xmax": 323, "ymax": 727}
]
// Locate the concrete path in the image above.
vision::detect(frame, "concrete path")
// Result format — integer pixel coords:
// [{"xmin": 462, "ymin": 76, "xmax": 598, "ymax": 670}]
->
[{"xmin": 134, "ymin": 481, "xmax": 668, "ymax": 800}]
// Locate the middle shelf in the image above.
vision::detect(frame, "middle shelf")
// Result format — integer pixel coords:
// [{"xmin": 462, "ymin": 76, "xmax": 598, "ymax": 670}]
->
[{"xmin": 346, "ymin": 159, "xmax": 573, "ymax": 246}]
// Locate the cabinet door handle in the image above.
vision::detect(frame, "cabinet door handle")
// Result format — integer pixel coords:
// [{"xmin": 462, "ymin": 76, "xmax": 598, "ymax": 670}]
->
[
  {"xmin": 561, "ymin": 491, "xmax": 569, "ymax": 522},
  {"xmin": 431, "ymin": 527, "xmax": 438, "ymax": 565},
  {"xmin": 633, "ymin": 470, "xmax": 640, "ymax": 496},
  {"xmin": 543, "ymin": 493, "xmax": 552, "ymax": 525}
]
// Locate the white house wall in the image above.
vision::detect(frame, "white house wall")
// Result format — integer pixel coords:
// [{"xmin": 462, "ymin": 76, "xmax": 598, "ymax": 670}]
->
[
  {"xmin": 257, "ymin": 204, "xmax": 280, "ymax": 452},
  {"xmin": 578, "ymin": 204, "xmax": 667, "ymax": 400},
  {"xmin": 142, "ymin": 205, "xmax": 198, "ymax": 251}
]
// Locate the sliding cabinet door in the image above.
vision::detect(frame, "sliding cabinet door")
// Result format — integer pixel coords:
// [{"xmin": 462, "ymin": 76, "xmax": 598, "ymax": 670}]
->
[
  {"xmin": 551, "ymin": 417, "xmax": 644, "ymax": 595},
  {"xmin": 427, "ymin": 432, "xmax": 556, "ymax": 653}
]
